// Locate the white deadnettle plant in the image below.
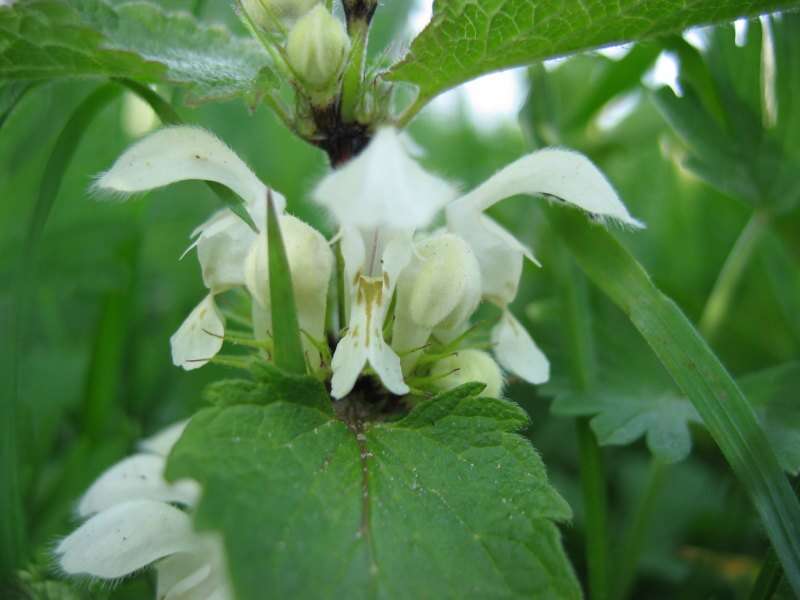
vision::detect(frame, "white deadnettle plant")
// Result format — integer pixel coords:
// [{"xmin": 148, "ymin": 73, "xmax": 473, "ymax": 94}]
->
[
  {"xmin": 56, "ymin": 421, "xmax": 233, "ymax": 600},
  {"xmin": 61, "ymin": 123, "xmax": 639, "ymax": 597}
]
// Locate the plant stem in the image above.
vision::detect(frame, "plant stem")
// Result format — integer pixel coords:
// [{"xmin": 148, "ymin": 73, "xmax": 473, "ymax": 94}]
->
[
  {"xmin": 394, "ymin": 92, "xmax": 430, "ymax": 129},
  {"xmin": 699, "ymin": 211, "xmax": 770, "ymax": 340},
  {"xmin": 557, "ymin": 251, "xmax": 609, "ymax": 600},
  {"xmin": 577, "ymin": 419, "xmax": 610, "ymax": 600},
  {"xmin": 614, "ymin": 460, "xmax": 668, "ymax": 600}
]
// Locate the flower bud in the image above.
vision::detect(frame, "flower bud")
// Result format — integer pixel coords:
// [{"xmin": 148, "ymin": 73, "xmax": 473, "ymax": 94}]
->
[
  {"xmin": 286, "ymin": 5, "xmax": 350, "ymax": 93},
  {"xmin": 241, "ymin": 0, "xmax": 318, "ymax": 29},
  {"xmin": 244, "ymin": 215, "xmax": 334, "ymax": 370},
  {"xmin": 392, "ymin": 233, "xmax": 482, "ymax": 368},
  {"xmin": 430, "ymin": 350, "xmax": 504, "ymax": 398}
]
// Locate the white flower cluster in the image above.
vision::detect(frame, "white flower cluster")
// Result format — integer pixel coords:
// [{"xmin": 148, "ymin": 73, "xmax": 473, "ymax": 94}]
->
[
  {"xmin": 93, "ymin": 125, "xmax": 640, "ymax": 401},
  {"xmin": 56, "ymin": 422, "xmax": 233, "ymax": 600}
]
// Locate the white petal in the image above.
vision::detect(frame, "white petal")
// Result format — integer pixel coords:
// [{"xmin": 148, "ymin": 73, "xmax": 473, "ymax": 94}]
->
[
  {"xmin": 491, "ymin": 311, "xmax": 549, "ymax": 385},
  {"xmin": 164, "ymin": 563, "xmax": 212, "ymax": 600},
  {"xmin": 139, "ymin": 420, "xmax": 190, "ymax": 457},
  {"xmin": 447, "ymin": 148, "xmax": 643, "ymax": 228},
  {"xmin": 330, "ymin": 332, "xmax": 368, "ymax": 400},
  {"xmin": 78, "ymin": 455, "xmax": 199, "ymax": 517},
  {"xmin": 313, "ymin": 128, "xmax": 456, "ymax": 231},
  {"xmin": 95, "ymin": 126, "xmax": 270, "ymax": 210},
  {"xmin": 196, "ymin": 217, "xmax": 259, "ymax": 291},
  {"xmin": 448, "ymin": 213, "xmax": 526, "ymax": 306},
  {"xmin": 170, "ymin": 295, "xmax": 225, "ymax": 370},
  {"xmin": 187, "ymin": 191, "xmax": 285, "ymax": 292},
  {"xmin": 57, "ymin": 500, "xmax": 195, "ymax": 578},
  {"xmin": 338, "ymin": 225, "xmax": 366, "ymax": 283},
  {"xmin": 367, "ymin": 338, "xmax": 409, "ymax": 396},
  {"xmin": 157, "ymin": 553, "xmax": 210, "ymax": 600}
]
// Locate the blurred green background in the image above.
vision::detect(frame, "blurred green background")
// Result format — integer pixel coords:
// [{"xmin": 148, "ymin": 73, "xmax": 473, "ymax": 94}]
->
[{"xmin": 2, "ymin": 1, "xmax": 799, "ymax": 598}]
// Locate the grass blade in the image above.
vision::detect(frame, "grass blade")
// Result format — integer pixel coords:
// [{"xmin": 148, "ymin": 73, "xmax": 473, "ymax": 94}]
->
[
  {"xmin": 545, "ymin": 204, "xmax": 800, "ymax": 596},
  {"xmin": 2, "ymin": 83, "xmax": 121, "ymax": 580},
  {"xmin": 266, "ymin": 192, "xmax": 306, "ymax": 374}
]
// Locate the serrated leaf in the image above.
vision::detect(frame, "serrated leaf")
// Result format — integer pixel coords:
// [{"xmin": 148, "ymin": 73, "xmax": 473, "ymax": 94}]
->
[
  {"xmin": 554, "ymin": 390, "xmax": 700, "ymax": 464},
  {"xmin": 387, "ymin": 0, "xmax": 800, "ymax": 110},
  {"xmin": 740, "ymin": 362, "xmax": 800, "ymax": 476},
  {"xmin": 548, "ymin": 308, "xmax": 701, "ymax": 464},
  {"xmin": 0, "ymin": 0, "xmax": 275, "ymax": 106},
  {"xmin": 167, "ymin": 381, "xmax": 579, "ymax": 599}
]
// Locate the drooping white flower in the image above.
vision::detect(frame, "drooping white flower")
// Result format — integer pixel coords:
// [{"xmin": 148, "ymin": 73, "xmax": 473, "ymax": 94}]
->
[
  {"xmin": 56, "ymin": 422, "xmax": 232, "ymax": 600},
  {"xmin": 445, "ymin": 148, "xmax": 643, "ymax": 385},
  {"xmin": 313, "ymin": 128, "xmax": 457, "ymax": 398},
  {"xmin": 95, "ymin": 126, "xmax": 287, "ymax": 370}
]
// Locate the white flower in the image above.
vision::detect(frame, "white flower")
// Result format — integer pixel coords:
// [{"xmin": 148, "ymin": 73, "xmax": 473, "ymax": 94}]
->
[
  {"xmin": 315, "ymin": 128, "xmax": 641, "ymax": 395},
  {"xmin": 391, "ymin": 232, "xmax": 481, "ymax": 370},
  {"xmin": 95, "ymin": 126, "xmax": 288, "ymax": 370},
  {"xmin": 313, "ymin": 128, "xmax": 457, "ymax": 398},
  {"xmin": 445, "ymin": 148, "xmax": 642, "ymax": 384},
  {"xmin": 56, "ymin": 422, "xmax": 233, "ymax": 600}
]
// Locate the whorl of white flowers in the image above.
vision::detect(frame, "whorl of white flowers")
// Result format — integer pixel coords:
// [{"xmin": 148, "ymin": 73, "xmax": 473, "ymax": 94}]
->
[
  {"xmin": 93, "ymin": 125, "xmax": 641, "ymax": 401},
  {"xmin": 55, "ymin": 421, "xmax": 233, "ymax": 600}
]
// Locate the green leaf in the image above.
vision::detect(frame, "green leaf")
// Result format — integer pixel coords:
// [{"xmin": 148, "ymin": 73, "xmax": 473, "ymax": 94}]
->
[
  {"xmin": 167, "ymin": 381, "xmax": 579, "ymax": 599},
  {"xmin": 0, "ymin": 0, "xmax": 274, "ymax": 105},
  {"xmin": 0, "ymin": 81, "xmax": 37, "ymax": 130},
  {"xmin": 545, "ymin": 203, "xmax": 800, "ymax": 596},
  {"xmin": 740, "ymin": 362, "xmax": 800, "ymax": 476},
  {"xmin": 549, "ymin": 308, "xmax": 701, "ymax": 464},
  {"xmin": 653, "ymin": 18, "xmax": 800, "ymax": 212},
  {"xmin": 554, "ymin": 390, "xmax": 699, "ymax": 465},
  {"xmin": 266, "ymin": 193, "xmax": 307, "ymax": 375},
  {"xmin": 388, "ymin": 0, "xmax": 800, "ymax": 116}
]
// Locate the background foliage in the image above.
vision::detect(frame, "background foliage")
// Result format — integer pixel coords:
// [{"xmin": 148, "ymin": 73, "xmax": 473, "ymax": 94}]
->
[{"xmin": 2, "ymin": 1, "xmax": 800, "ymax": 598}]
